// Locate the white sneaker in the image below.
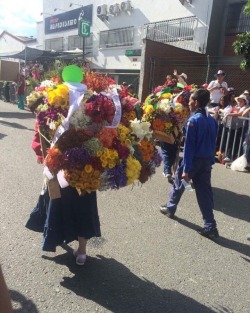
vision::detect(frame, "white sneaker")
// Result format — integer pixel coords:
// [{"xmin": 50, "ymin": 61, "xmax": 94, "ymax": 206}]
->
[{"xmin": 162, "ymin": 173, "xmax": 171, "ymax": 178}]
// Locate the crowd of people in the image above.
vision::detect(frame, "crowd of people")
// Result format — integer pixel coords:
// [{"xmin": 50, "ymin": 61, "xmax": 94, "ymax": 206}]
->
[{"xmin": 160, "ymin": 69, "xmax": 250, "ymax": 184}]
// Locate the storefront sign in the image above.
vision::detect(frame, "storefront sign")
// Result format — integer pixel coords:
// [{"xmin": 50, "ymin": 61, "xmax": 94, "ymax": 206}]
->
[
  {"xmin": 45, "ymin": 5, "xmax": 93, "ymax": 34},
  {"xmin": 78, "ymin": 20, "xmax": 91, "ymax": 37},
  {"xmin": 125, "ymin": 49, "xmax": 142, "ymax": 56}
]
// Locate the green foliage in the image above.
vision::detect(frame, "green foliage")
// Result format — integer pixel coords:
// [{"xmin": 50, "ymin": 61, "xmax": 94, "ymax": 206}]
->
[
  {"xmin": 243, "ymin": 0, "xmax": 250, "ymax": 15},
  {"xmin": 240, "ymin": 59, "xmax": 250, "ymax": 71},
  {"xmin": 233, "ymin": 0, "xmax": 250, "ymax": 71},
  {"xmin": 233, "ymin": 32, "xmax": 250, "ymax": 56},
  {"xmin": 26, "ymin": 78, "xmax": 40, "ymax": 88}
]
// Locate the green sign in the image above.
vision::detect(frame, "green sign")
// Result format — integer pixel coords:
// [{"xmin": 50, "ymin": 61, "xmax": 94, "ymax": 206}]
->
[
  {"xmin": 125, "ymin": 49, "xmax": 142, "ymax": 56},
  {"xmin": 78, "ymin": 19, "xmax": 90, "ymax": 37}
]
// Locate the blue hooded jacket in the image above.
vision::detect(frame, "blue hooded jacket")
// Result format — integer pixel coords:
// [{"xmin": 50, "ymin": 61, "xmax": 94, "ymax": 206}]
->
[{"xmin": 183, "ymin": 110, "xmax": 218, "ymax": 173}]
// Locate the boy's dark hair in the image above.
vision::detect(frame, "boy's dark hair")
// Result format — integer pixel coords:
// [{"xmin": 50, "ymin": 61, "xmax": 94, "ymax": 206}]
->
[{"xmin": 191, "ymin": 89, "xmax": 210, "ymax": 108}]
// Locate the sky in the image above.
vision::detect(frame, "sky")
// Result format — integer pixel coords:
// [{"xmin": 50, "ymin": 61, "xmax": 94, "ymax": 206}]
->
[{"xmin": 0, "ymin": 0, "xmax": 43, "ymax": 37}]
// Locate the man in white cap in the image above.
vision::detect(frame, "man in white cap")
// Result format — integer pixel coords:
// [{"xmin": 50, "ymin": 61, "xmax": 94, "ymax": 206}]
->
[
  {"xmin": 173, "ymin": 69, "xmax": 187, "ymax": 86},
  {"xmin": 243, "ymin": 90, "xmax": 250, "ymax": 104},
  {"xmin": 207, "ymin": 70, "xmax": 228, "ymax": 107}
]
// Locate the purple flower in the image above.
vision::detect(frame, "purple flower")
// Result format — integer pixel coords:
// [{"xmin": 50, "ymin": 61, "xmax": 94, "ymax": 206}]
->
[
  {"xmin": 64, "ymin": 147, "xmax": 89, "ymax": 169},
  {"xmin": 106, "ymin": 162, "xmax": 127, "ymax": 189}
]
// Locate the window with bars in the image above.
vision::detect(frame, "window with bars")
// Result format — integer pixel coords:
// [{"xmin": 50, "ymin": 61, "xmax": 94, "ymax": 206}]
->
[
  {"xmin": 68, "ymin": 34, "xmax": 93, "ymax": 50},
  {"xmin": 45, "ymin": 37, "xmax": 64, "ymax": 51},
  {"xmin": 99, "ymin": 27, "xmax": 134, "ymax": 48},
  {"xmin": 226, "ymin": 2, "xmax": 250, "ymax": 34}
]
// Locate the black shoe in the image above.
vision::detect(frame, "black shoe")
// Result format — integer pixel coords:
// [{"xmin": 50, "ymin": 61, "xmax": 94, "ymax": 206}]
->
[
  {"xmin": 197, "ymin": 227, "xmax": 219, "ymax": 239},
  {"xmin": 160, "ymin": 206, "xmax": 175, "ymax": 218}
]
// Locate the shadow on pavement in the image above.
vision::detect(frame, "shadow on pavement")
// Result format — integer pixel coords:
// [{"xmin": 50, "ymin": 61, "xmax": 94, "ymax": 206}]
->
[
  {"xmin": 42, "ymin": 252, "xmax": 230, "ymax": 313},
  {"xmin": 213, "ymin": 187, "xmax": 250, "ymax": 223},
  {"xmin": 175, "ymin": 217, "xmax": 250, "ymax": 258},
  {"xmin": 0, "ymin": 110, "xmax": 34, "ymax": 120},
  {"xmin": 0, "ymin": 120, "xmax": 34, "ymax": 131},
  {"xmin": 10, "ymin": 290, "xmax": 39, "ymax": 313},
  {"xmin": 0, "ymin": 132, "xmax": 7, "ymax": 139}
]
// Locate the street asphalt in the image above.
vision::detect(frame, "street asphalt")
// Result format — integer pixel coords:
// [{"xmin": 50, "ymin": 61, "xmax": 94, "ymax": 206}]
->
[{"xmin": 0, "ymin": 99, "xmax": 249, "ymax": 313}]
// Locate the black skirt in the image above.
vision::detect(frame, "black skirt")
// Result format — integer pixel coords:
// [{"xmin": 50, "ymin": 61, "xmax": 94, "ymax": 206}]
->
[{"xmin": 26, "ymin": 187, "xmax": 101, "ymax": 252}]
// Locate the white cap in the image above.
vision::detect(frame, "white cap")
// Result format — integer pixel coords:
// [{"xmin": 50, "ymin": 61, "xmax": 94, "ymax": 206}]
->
[
  {"xmin": 243, "ymin": 90, "xmax": 249, "ymax": 94},
  {"xmin": 180, "ymin": 73, "xmax": 187, "ymax": 80},
  {"xmin": 236, "ymin": 94, "xmax": 248, "ymax": 105}
]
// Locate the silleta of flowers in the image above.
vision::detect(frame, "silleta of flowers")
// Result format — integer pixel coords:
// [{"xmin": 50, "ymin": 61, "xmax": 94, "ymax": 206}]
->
[
  {"xmin": 29, "ymin": 69, "xmax": 162, "ymax": 194},
  {"xmin": 142, "ymin": 84, "xmax": 194, "ymax": 144}
]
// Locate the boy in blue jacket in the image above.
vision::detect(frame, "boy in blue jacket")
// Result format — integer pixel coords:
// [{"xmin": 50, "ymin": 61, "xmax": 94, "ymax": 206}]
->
[{"xmin": 160, "ymin": 89, "xmax": 219, "ymax": 238}]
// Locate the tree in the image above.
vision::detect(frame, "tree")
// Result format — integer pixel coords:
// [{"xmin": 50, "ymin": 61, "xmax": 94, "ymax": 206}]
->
[{"xmin": 233, "ymin": 0, "xmax": 250, "ymax": 70}]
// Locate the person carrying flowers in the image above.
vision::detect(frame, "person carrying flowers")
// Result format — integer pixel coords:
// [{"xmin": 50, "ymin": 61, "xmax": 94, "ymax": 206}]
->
[
  {"xmin": 26, "ymin": 65, "xmax": 162, "ymax": 265},
  {"xmin": 160, "ymin": 89, "xmax": 219, "ymax": 239},
  {"xmin": 26, "ymin": 65, "xmax": 101, "ymax": 266}
]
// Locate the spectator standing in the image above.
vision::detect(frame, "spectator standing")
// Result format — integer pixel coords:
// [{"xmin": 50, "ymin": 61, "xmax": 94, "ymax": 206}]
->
[
  {"xmin": 242, "ymin": 105, "xmax": 250, "ymax": 162},
  {"xmin": 121, "ymin": 81, "xmax": 128, "ymax": 90},
  {"xmin": 3, "ymin": 81, "xmax": 10, "ymax": 102},
  {"xmin": 222, "ymin": 94, "xmax": 249, "ymax": 161},
  {"xmin": 160, "ymin": 89, "xmax": 219, "ymax": 239},
  {"xmin": 16, "ymin": 74, "xmax": 26, "ymax": 110},
  {"xmin": 173, "ymin": 69, "xmax": 187, "ymax": 86},
  {"xmin": 243, "ymin": 90, "xmax": 250, "ymax": 104},
  {"xmin": 31, "ymin": 65, "xmax": 41, "ymax": 81},
  {"xmin": 127, "ymin": 84, "xmax": 137, "ymax": 98},
  {"xmin": 207, "ymin": 70, "xmax": 228, "ymax": 107}
]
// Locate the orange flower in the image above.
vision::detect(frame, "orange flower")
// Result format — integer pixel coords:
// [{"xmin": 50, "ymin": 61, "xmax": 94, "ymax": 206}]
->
[
  {"xmin": 140, "ymin": 139, "xmax": 155, "ymax": 162},
  {"xmin": 97, "ymin": 128, "xmax": 118, "ymax": 148},
  {"xmin": 152, "ymin": 118, "xmax": 165, "ymax": 131}
]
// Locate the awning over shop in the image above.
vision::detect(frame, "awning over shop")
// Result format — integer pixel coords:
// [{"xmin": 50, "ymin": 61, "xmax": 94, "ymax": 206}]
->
[{"xmin": 0, "ymin": 46, "xmax": 83, "ymax": 61}]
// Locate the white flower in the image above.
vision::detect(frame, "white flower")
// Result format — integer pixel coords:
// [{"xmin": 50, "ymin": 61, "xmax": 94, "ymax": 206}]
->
[
  {"xmin": 157, "ymin": 99, "xmax": 171, "ymax": 113},
  {"xmin": 128, "ymin": 145, "xmax": 135, "ymax": 155},
  {"xmin": 40, "ymin": 80, "xmax": 57, "ymax": 88},
  {"xmin": 69, "ymin": 103, "xmax": 91, "ymax": 129},
  {"xmin": 47, "ymin": 120, "xmax": 57, "ymax": 130},
  {"xmin": 130, "ymin": 118, "xmax": 153, "ymax": 141}
]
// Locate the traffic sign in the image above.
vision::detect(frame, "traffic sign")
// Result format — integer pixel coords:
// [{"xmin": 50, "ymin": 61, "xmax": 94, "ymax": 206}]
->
[{"xmin": 78, "ymin": 19, "xmax": 90, "ymax": 37}]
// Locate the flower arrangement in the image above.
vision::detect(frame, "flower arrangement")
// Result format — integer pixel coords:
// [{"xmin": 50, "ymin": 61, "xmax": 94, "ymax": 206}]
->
[
  {"xmin": 142, "ymin": 85, "xmax": 194, "ymax": 144},
  {"xmin": 28, "ymin": 65, "xmax": 162, "ymax": 195},
  {"xmin": 26, "ymin": 79, "xmax": 57, "ymax": 111},
  {"xmin": 83, "ymin": 71, "xmax": 115, "ymax": 93}
]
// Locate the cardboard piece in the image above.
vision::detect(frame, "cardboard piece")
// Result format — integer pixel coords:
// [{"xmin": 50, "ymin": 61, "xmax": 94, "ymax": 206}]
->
[{"xmin": 38, "ymin": 126, "xmax": 61, "ymax": 199}]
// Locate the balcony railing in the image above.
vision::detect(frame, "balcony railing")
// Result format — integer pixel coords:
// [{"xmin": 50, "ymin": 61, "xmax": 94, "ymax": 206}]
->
[
  {"xmin": 144, "ymin": 16, "xmax": 199, "ymax": 51},
  {"xmin": 99, "ymin": 26, "xmax": 134, "ymax": 48}
]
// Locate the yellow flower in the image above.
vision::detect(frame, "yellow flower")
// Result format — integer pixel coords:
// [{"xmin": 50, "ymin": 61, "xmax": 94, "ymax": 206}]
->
[
  {"xmin": 144, "ymin": 104, "xmax": 154, "ymax": 114},
  {"xmin": 126, "ymin": 156, "xmax": 142, "ymax": 185},
  {"xmin": 161, "ymin": 92, "xmax": 172, "ymax": 99},
  {"xmin": 125, "ymin": 138, "xmax": 131, "ymax": 146},
  {"xmin": 84, "ymin": 164, "xmax": 93, "ymax": 173}
]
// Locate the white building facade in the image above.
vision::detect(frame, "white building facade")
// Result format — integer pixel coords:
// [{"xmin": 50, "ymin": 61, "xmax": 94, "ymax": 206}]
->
[{"xmin": 40, "ymin": 0, "xmax": 214, "ymax": 84}]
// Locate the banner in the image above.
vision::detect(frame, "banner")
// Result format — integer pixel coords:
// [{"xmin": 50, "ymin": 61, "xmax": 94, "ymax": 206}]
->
[{"xmin": 45, "ymin": 5, "xmax": 93, "ymax": 34}]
